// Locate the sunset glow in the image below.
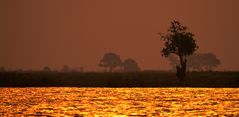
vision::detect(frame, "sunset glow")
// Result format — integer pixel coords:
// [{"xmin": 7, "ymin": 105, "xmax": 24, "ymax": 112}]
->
[
  {"xmin": 0, "ymin": 1, "xmax": 238, "ymax": 116},
  {"xmin": 1, "ymin": 0, "xmax": 239, "ymax": 71}
]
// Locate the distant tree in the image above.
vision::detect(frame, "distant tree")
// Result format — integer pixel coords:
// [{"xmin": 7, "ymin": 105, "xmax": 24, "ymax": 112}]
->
[
  {"xmin": 99, "ymin": 53, "xmax": 122, "ymax": 72},
  {"xmin": 0, "ymin": 66, "xmax": 6, "ymax": 72},
  {"xmin": 43, "ymin": 66, "xmax": 51, "ymax": 72},
  {"xmin": 200, "ymin": 53, "xmax": 221, "ymax": 71},
  {"xmin": 122, "ymin": 58, "xmax": 140, "ymax": 72},
  {"xmin": 61, "ymin": 65, "xmax": 70, "ymax": 72},
  {"xmin": 187, "ymin": 53, "xmax": 202, "ymax": 71},
  {"xmin": 16, "ymin": 69, "xmax": 23, "ymax": 72},
  {"xmin": 77, "ymin": 67, "xmax": 84, "ymax": 72},
  {"xmin": 160, "ymin": 20, "xmax": 198, "ymax": 81},
  {"xmin": 168, "ymin": 53, "xmax": 221, "ymax": 71},
  {"xmin": 71, "ymin": 67, "xmax": 84, "ymax": 72},
  {"xmin": 167, "ymin": 55, "xmax": 179, "ymax": 71}
]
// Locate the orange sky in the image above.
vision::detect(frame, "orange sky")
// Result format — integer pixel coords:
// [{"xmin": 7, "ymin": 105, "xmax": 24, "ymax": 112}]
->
[{"xmin": 1, "ymin": 0, "xmax": 239, "ymax": 71}]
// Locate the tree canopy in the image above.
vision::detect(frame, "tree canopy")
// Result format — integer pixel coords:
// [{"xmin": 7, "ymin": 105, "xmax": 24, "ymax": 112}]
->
[
  {"xmin": 188, "ymin": 53, "xmax": 221, "ymax": 71},
  {"xmin": 61, "ymin": 65, "xmax": 71, "ymax": 72},
  {"xmin": 43, "ymin": 66, "xmax": 51, "ymax": 72},
  {"xmin": 122, "ymin": 58, "xmax": 140, "ymax": 72},
  {"xmin": 99, "ymin": 53, "xmax": 122, "ymax": 72},
  {"xmin": 0, "ymin": 66, "xmax": 6, "ymax": 72},
  {"xmin": 160, "ymin": 21, "xmax": 198, "ymax": 58}
]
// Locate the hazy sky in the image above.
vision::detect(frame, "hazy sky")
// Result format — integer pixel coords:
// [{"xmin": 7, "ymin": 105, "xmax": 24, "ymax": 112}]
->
[{"xmin": 1, "ymin": 0, "xmax": 239, "ymax": 71}]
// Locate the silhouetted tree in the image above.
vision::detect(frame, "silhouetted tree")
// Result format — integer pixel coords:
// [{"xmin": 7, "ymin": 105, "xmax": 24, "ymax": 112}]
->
[
  {"xmin": 43, "ymin": 66, "xmax": 51, "ymax": 72},
  {"xmin": 122, "ymin": 58, "xmax": 140, "ymax": 72},
  {"xmin": 99, "ymin": 53, "xmax": 122, "ymax": 72},
  {"xmin": 160, "ymin": 20, "xmax": 198, "ymax": 81},
  {"xmin": 61, "ymin": 65, "xmax": 70, "ymax": 72}
]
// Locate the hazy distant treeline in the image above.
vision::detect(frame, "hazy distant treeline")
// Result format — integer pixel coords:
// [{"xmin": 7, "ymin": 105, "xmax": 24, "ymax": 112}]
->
[
  {"xmin": 99, "ymin": 53, "xmax": 140, "ymax": 72},
  {"xmin": 0, "ymin": 65, "xmax": 85, "ymax": 73},
  {"xmin": 0, "ymin": 52, "xmax": 141, "ymax": 73},
  {"xmin": 168, "ymin": 52, "xmax": 221, "ymax": 71}
]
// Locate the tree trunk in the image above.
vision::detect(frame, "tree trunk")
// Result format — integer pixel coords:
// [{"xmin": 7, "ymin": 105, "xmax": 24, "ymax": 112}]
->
[{"xmin": 176, "ymin": 55, "xmax": 187, "ymax": 81}]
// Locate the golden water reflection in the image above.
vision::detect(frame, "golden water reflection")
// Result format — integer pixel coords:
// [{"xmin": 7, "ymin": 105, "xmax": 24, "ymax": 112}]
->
[{"xmin": 0, "ymin": 88, "xmax": 238, "ymax": 116}]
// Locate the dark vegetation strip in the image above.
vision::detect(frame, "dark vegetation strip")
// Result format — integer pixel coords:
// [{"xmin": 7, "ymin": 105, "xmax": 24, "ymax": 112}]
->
[{"xmin": 0, "ymin": 71, "xmax": 238, "ymax": 87}]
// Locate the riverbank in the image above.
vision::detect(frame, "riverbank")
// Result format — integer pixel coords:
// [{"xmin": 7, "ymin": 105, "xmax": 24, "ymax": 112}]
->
[{"xmin": 0, "ymin": 71, "xmax": 238, "ymax": 87}]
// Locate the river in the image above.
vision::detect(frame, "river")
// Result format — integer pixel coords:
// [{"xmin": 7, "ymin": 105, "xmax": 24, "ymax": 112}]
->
[{"xmin": 0, "ymin": 88, "xmax": 238, "ymax": 116}]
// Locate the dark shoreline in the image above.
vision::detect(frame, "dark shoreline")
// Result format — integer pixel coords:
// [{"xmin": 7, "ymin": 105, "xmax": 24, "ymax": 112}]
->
[{"xmin": 0, "ymin": 71, "xmax": 238, "ymax": 88}]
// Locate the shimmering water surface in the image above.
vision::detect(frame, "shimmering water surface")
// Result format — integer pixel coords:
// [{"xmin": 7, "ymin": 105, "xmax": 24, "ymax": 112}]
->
[{"xmin": 0, "ymin": 88, "xmax": 238, "ymax": 116}]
